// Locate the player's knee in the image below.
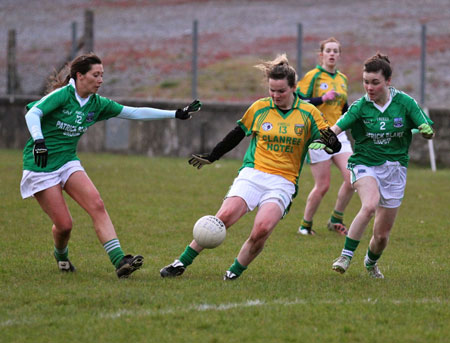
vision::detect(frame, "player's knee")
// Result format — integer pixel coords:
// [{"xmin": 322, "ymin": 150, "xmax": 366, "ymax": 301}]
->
[
  {"xmin": 313, "ymin": 183, "xmax": 330, "ymax": 196},
  {"xmin": 342, "ymin": 179, "xmax": 353, "ymax": 190},
  {"xmin": 250, "ymin": 223, "xmax": 272, "ymax": 242},
  {"xmin": 89, "ymin": 195, "xmax": 107, "ymax": 214},
  {"xmin": 216, "ymin": 209, "xmax": 235, "ymax": 228},
  {"xmin": 53, "ymin": 219, "xmax": 72, "ymax": 234},
  {"xmin": 320, "ymin": 185, "xmax": 330, "ymax": 196},
  {"xmin": 373, "ymin": 233, "xmax": 389, "ymax": 246},
  {"xmin": 361, "ymin": 204, "xmax": 377, "ymax": 218}
]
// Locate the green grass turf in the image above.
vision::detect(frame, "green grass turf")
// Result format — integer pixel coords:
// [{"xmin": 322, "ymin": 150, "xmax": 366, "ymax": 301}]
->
[{"xmin": 0, "ymin": 149, "xmax": 448, "ymax": 342}]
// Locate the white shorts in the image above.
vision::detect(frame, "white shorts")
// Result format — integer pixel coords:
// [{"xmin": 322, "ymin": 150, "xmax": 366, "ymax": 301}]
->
[
  {"xmin": 309, "ymin": 131, "xmax": 353, "ymax": 164},
  {"xmin": 349, "ymin": 161, "xmax": 407, "ymax": 208},
  {"xmin": 225, "ymin": 167, "xmax": 295, "ymax": 215},
  {"xmin": 20, "ymin": 160, "xmax": 85, "ymax": 199}
]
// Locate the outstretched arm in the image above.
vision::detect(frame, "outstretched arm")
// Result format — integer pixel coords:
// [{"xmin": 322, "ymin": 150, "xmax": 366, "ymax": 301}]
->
[
  {"xmin": 117, "ymin": 99, "xmax": 202, "ymax": 121},
  {"xmin": 118, "ymin": 106, "xmax": 176, "ymax": 120}
]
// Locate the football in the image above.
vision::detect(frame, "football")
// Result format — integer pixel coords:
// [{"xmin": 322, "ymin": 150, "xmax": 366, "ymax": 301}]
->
[{"xmin": 193, "ymin": 215, "xmax": 226, "ymax": 249}]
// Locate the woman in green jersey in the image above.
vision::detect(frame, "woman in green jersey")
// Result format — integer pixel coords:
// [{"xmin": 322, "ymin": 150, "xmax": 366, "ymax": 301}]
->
[
  {"xmin": 159, "ymin": 54, "xmax": 341, "ymax": 280},
  {"xmin": 297, "ymin": 37, "xmax": 354, "ymax": 237},
  {"xmin": 20, "ymin": 53, "xmax": 201, "ymax": 278},
  {"xmin": 330, "ymin": 53, "xmax": 434, "ymax": 278}
]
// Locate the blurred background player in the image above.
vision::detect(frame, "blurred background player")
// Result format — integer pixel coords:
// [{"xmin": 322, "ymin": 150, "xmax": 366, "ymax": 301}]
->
[
  {"xmin": 20, "ymin": 53, "xmax": 201, "ymax": 278},
  {"xmin": 297, "ymin": 37, "xmax": 354, "ymax": 236},
  {"xmin": 160, "ymin": 54, "xmax": 341, "ymax": 280},
  {"xmin": 331, "ymin": 53, "xmax": 434, "ymax": 278}
]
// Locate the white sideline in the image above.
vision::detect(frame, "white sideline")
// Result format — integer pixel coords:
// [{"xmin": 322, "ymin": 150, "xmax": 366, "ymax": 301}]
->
[
  {"xmin": 99, "ymin": 297, "xmax": 446, "ymax": 320},
  {"xmin": 1, "ymin": 297, "xmax": 446, "ymax": 327}
]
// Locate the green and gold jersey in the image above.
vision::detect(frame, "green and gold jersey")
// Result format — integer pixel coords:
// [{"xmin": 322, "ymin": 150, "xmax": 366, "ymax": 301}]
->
[
  {"xmin": 237, "ymin": 94, "xmax": 328, "ymax": 187},
  {"xmin": 297, "ymin": 65, "xmax": 348, "ymax": 126},
  {"xmin": 23, "ymin": 84, "xmax": 123, "ymax": 172},
  {"xmin": 337, "ymin": 87, "xmax": 434, "ymax": 167}
]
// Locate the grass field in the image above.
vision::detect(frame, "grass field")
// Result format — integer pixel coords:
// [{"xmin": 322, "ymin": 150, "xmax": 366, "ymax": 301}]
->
[{"xmin": 0, "ymin": 149, "xmax": 449, "ymax": 343}]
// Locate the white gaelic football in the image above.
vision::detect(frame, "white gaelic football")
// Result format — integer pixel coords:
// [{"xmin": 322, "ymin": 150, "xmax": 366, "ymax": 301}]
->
[{"xmin": 193, "ymin": 215, "xmax": 226, "ymax": 249}]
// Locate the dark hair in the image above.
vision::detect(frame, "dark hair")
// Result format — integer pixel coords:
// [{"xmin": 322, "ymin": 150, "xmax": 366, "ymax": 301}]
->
[
  {"xmin": 255, "ymin": 53, "xmax": 297, "ymax": 88},
  {"xmin": 46, "ymin": 53, "xmax": 102, "ymax": 93},
  {"xmin": 364, "ymin": 53, "xmax": 392, "ymax": 80}
]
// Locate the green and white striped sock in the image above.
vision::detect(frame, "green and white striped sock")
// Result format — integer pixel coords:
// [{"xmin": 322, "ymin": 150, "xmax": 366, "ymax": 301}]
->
[
  {"xmin": 364, "ymin": 248, "xmax": 382, "ymax": 267},
  {"xmin": 103, "ymin": 239, "xmax": 125, "ymax": 268},
  {"xmin": 342, "ymin": 236, "xmax": 360, "ymax": 260}
]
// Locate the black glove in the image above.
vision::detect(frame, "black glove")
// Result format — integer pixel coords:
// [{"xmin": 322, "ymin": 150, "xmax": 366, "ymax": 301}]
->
[
  {"xmin": 175, "ymin": 99, "xmax": 202, "ymax": 120},
  {"xmin": 33, "ymin": 139, "xmax": 48, "ymax": 168},
  {"xmin": 319, "ymin": 127, "xmax": 341, "ymax": 154},
  {"xmin": 188, "ymin": 153, "xmax": 214, "ymax": 169}
]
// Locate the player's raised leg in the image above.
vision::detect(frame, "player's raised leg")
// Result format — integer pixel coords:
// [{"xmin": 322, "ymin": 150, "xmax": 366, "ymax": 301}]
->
[{"xmin": 160, "ymin": 197, "xmax": 247, "ymax": 278}]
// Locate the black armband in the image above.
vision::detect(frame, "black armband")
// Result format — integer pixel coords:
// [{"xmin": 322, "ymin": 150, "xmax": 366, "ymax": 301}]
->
[
  {"xmin": 209, "ymin": 125, "xmax": 245, "ymax": 161},
  {"xmin": 298, "ymin": 94, "xmax": 324, "ymax": 106}
]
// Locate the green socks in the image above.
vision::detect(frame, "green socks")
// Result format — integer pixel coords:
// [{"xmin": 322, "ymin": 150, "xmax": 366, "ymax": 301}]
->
[
  {"xmin": 57, "ymin": 239, "xmax": 126, "ymax": 268},
  {"xmin": 103, "ymin": 239, "xmax": 125, "ymax": 268},
  {"xmin": 179, "ymin": 245, "xmax": 199, "ymax": 267},
  {"xmin": 365, "ymin": 248, "xmax": 382, "ymax": 267},
  {"xmin": 178, "ymin": 247, "xmax": 247, "ymax": 277},
  {"xmin": 228, "ymin": 258, "xmax": 247, "ymax": 277},
  {"xmin": 342, "ymin": 236, "xmax": 360, "ymax": 260},
  {"xmin": 330, "ymin": 209, "xmax": 344, "ymax": 224},
  {"xmin": 54, "ymin": 246, "xmax": 69, "ymax": 261}
]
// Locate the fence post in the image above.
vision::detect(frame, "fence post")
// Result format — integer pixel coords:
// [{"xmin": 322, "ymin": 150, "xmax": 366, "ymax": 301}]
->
[
  {"xmin": 7, "ymin": 29, "xmax": 21, "ymax": 95},
  {"xmin": 420, "ymin": 24, "xmax": 426, "ymax": 106},
  {"xmin": 192, "ymin": 20, "xmax": 198, "ymax": 100},
  {"xmin": 83, "ymin": 9, "xmax": 94, "ymax": 52},
  {"xmin": 419, "ymin": 23, "xmax": 436, "ymax": 172},
  {"xmin": 191, "ymin": 20, "xmax": 206, "ymax": 151},
  {"xmin": 71, "ymin": 22, "xmax": 78, "ymax": 59},
  {"xmin": 296, "ymin": 23, "xmax": 303, "ymax": 77}
]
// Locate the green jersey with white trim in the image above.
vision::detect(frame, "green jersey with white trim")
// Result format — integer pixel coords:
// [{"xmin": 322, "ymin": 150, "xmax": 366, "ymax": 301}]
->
[
  {"xmin": 337, "ymin": 87, "xmax": 433, "ymax": 167},
  {"xmin": 23, "ymin": 83, "xmax": 123, "ymax": 172}
]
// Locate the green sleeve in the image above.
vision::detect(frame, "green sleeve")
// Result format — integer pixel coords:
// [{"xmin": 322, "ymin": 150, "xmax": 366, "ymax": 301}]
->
[
  {"xmin": 25, "ymin": 100, "xmax": 39, "ymax": 111},
  {"xmin": 407, "ymin": 96, "xmax": 434, "ymax": 127},
  {"xmin": 96, "ymin": 96, "xmax": 124, "ymax": 121},
  {"xmin": 35, "ymin": 90, "xmax": 68, "ymax": 115},
  {"xmin": 336, "ymin": 99, "xmax": 362, "ymax": 131}
]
